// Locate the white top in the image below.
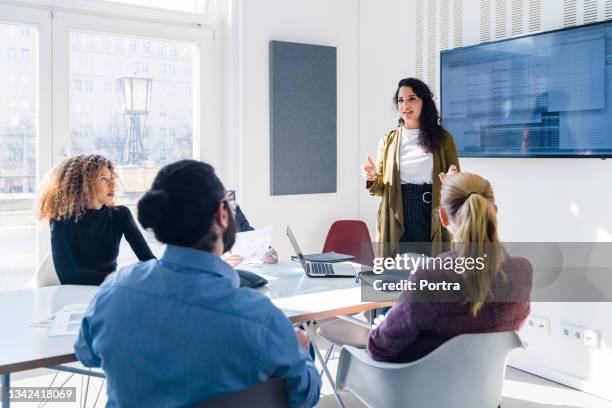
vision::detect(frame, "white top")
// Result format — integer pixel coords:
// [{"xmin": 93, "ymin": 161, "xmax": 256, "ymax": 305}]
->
[{"xmin": 399, "ymin": 127, "xmax": 433, "ymax": 184}]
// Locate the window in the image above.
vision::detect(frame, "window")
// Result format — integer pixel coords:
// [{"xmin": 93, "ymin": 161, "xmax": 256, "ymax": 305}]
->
[
  {"xmin": 115, "ymin": 38, "xmax": 124, "ymax": 52},
  {"xmin": 19, "ymin": 100, "xmax": 30, "ymax": 111},
  {"xmin": 157, "ymin": 41, "xmax": 166, "ymax": 56},
  {"xmin": 71, "ymin": 32, "xmax": 81, "ymax": 47},
  {"xmin": 69, "ymin": 30, "xmax": 196, "ymax": 198},
  {"xmin": 160, "ymin": 63, "xmax": 177, "ymax": 77},
  {"xmin": 0, "ymin": 4, "xmax": 212, "ymax": 292}
]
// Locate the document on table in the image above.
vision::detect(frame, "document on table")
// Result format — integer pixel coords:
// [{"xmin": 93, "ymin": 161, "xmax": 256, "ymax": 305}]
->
[
  {"xmin": 231, "ymin": 225, "xmax": 273, "ymax": 265},
  {"xmin": 31, "ymin": 304, "xmax": 88, "ymax": 336}
]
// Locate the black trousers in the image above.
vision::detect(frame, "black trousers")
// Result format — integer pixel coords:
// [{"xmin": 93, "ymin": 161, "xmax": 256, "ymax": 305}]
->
[{"xmin": 399, "ymin": 183, "xmax": 433, "ymax": 255}]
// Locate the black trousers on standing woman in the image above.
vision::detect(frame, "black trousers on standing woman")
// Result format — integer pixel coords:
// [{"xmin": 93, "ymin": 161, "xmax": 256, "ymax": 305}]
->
[{"xmin": 399, "ymin": 183, "xmax": 433, "ymax": 256}]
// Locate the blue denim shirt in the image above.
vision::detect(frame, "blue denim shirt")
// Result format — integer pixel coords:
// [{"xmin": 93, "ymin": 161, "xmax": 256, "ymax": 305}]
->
[{"xmin": 75, "ymin": 245, "xmax": 320, "ymax": 407}]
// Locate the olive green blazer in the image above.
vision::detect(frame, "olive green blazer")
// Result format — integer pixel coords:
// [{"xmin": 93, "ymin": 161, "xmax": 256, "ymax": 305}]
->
[{"xmin": 367, "ymin": 128, "xmax": 460, "ymax": 256}]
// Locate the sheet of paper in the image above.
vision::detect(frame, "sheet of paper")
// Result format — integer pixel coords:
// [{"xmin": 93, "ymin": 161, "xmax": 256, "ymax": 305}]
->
[
  {"xmin": 30, "ymin": 313, "xmax": 56, "ymax": 328},
  {"xmin": 47, "ymin": 304, "xmax": 88, "ymax": 337},
  {"xmin": 230, "ymin": 225, "xmax": 273, "ymax": 265}
]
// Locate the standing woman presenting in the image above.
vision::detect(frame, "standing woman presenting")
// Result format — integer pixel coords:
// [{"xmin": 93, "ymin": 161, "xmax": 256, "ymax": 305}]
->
[{"xmin": 362, "ymin": 78, "xmax": 459, "ymax": 256}]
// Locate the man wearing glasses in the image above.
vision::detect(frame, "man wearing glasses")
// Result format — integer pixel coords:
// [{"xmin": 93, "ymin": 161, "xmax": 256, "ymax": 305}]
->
[{"xmin": 223, "ymin": 189, "xmax": 279, "ymax": 266}]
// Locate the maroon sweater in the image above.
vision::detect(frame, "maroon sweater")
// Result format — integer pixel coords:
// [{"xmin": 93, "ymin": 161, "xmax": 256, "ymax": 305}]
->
[{"xmin": 367, "ymin": 252, "xmax": 532, "ymax": 363}]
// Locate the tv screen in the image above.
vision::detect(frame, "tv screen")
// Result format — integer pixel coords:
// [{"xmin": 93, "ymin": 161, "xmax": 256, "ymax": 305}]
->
[{"xmin": 440, "ymin": 21, "xmax": 612, "ymax": 158}]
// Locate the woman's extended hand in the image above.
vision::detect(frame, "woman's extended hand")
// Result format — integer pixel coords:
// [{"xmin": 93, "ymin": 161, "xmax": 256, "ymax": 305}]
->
[
  {"xmin": 361, "ymin": 155, "xmax": 376, "ymax": 181},
  {"xmin": 438, "ymin": 164, "xmax": 458, "ymax": 184}
]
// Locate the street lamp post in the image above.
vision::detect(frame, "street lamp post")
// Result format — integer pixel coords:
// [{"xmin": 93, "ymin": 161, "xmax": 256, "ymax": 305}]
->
[{"xmin": 117, "ymin": 76, "xmax": 153, "ymax": 165}]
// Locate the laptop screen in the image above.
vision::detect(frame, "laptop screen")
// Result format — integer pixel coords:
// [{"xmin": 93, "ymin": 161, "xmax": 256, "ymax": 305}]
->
[{"xmin": 286, "ymin": 226, "xmax": 306, "ymax": 265}]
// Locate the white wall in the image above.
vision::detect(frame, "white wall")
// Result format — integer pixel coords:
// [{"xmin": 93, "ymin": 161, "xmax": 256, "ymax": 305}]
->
[
  {"xmin": 219, "ymin": 0, "xmax": 361, "ymax": 257},
  {"xmin": 358, "ymin": 0, "xmax": 417, "ymax": 237},
  {"xmin": 359, "ymin": 0, "xmax": 612, "ymax": 399}
]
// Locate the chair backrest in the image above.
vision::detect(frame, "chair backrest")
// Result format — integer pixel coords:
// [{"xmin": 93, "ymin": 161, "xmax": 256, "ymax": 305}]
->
[
  {"xmin": 192, "ymin": 378, "xmax": 288, "ymax": 408},
  {"xmin": 27, "ymin": 254, "xmax": 60, "ymax": 288},
  {"xmin": 322, "ymin": 220, "xmax": 375, "ymax": 266},
  {"xmin": 336, "ymin": 331, "xmax": 524, "ymax": 408}
]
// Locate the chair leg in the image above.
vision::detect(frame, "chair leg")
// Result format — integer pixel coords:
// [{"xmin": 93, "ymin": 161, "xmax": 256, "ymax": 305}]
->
[
  {"xmin": 38, "ymin": 372, "xmax": 74, "ymax": 408},
  {"xmin": 82, "ymin": 369, "xmax": 91, "ymax": 408},
  {"xmin": 320, "ymin": 345, "xmax": 334, "ymax": 377},
  {"xmin": 92, "ymin": 379, "xmax": 106, "ymax": 407},
  {"xmin": 303, "ymin": 322, "xmax": 346, "ymax": 408}
]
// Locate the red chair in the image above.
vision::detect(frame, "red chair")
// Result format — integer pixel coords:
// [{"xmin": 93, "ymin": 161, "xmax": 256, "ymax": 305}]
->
[
  {"xmin": 317, "ymin": 221, "xmax": 375, "ymax": 374},
  {"xmin": 322, "ymin": 220, "xmax": 375, "ymax": 266}
]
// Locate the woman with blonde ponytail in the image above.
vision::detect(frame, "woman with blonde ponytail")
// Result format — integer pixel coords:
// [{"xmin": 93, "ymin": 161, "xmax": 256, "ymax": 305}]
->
[
  {"xmin": 439, "ymin": 172, "xmax": 505, "ymax": 316},
  {"xmin": 37, "ymin": 155, "xmax": 155, "ymax": 285},
  {"xmin": 368, "ymin": 172, "xmax": 532, "ymax": 363}
]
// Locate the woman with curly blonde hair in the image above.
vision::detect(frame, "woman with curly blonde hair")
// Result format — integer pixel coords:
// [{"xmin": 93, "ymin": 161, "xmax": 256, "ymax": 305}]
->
[{"xmin": 38, "ymin": 154, "xmax": 155, "ymax": 285}]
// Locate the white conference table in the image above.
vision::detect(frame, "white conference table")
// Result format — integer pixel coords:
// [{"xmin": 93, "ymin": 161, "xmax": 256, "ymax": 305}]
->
[{"xmin": 0, "ymin": 260, "xmax": 391, "ymax": 408}]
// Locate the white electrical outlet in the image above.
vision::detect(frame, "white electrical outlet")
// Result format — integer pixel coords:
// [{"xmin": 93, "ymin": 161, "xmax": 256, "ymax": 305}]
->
[
  {"xmin": 572, "ymin": 327, "xmax": 584, "ymax": 341},
  {"xmin": 583, "ymin": 329, "xmax": 600, "ymax": 349},
  {"xmin": 561, "ymin": 323, "xmax": 572, "ymax": 338},
  {"xmin": 560, "ymin": 322, "xmax": 600, "ymax": 350},
  {"xmin": 536, "ymin": 317, "xmax": 550, "ymax": 333},
  {"xmin": 528, "ymin": 315, "xmax": 550, "ymax": 334}
]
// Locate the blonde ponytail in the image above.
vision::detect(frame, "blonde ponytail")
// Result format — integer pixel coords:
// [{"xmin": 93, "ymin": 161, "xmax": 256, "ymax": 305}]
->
[{"xmin": 440, "ymin": 173, "xmax": 504, "ymax": 316}]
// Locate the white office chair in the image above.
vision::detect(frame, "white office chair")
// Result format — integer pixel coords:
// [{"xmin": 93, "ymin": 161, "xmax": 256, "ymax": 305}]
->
[
  {"xmin": 336, "ymin": 331, "xmax": 525, "ymax": 408},
  {"xmin": 26, "ymin": 254, "xmax": 60, "ymax": 288}
]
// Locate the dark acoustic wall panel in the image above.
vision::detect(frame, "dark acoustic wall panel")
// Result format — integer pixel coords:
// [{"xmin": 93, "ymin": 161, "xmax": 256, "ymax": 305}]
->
[{"xmin": 269, "ymin": 40, "xmax": 337, "ymax": 195}]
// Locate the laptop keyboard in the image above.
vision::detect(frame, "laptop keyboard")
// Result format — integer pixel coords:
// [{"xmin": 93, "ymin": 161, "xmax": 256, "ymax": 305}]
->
[{"xmin": 307, "ymin": 262, "xmax": 334, "ymax": 276}]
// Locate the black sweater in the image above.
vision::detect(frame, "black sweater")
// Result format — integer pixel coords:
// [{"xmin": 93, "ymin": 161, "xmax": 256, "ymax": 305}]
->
[{"xmin": 50, "ymin": 205, "xmax": 155, "ymax": 285}]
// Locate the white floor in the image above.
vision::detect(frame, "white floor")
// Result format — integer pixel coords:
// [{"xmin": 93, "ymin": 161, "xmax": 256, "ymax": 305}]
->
[{"xmin": 8, "ymin": 342, "xmax": 612, "ymax": 408}]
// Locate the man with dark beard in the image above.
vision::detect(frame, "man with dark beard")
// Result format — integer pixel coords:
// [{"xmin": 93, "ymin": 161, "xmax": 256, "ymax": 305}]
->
[{"xmin": 75, "ymin": 160, "xmax": 321, "ymax": 408}]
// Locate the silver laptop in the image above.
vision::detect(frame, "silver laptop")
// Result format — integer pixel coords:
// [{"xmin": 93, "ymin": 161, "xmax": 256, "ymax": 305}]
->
[{"xmin": 286, "ymin": 226, "xmax": 359, "ymax": 277}]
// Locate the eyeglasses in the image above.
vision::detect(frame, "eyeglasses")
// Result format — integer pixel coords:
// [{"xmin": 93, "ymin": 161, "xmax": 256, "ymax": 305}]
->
[{"xmin": 224, "ymin": 190, "xmax": 236, "ymax": 215}]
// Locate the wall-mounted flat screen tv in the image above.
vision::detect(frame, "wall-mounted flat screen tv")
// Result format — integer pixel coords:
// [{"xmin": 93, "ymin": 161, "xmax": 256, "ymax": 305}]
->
[{"xmin": 440, "ymin": 21, "xmax": 612, "ymax": 158}]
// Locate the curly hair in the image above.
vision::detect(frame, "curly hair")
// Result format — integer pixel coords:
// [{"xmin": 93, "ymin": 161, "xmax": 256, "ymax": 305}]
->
[
  {"xmin": 393, "ymin": 77, "xmax": 445, "ymax": 153},
  {"xmin": 37, "ymin": 155, "xmax": 116, "ymax": 222}
]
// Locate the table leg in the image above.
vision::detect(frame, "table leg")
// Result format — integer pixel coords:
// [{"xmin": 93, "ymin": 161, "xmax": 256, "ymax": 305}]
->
[
  {"xmin": 1, "ymin": 373, "xmax": 10, "ymax": 408},
  {"xmin": 304, "ymin": 322, "xmax": 346, "ymax": 408}
]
